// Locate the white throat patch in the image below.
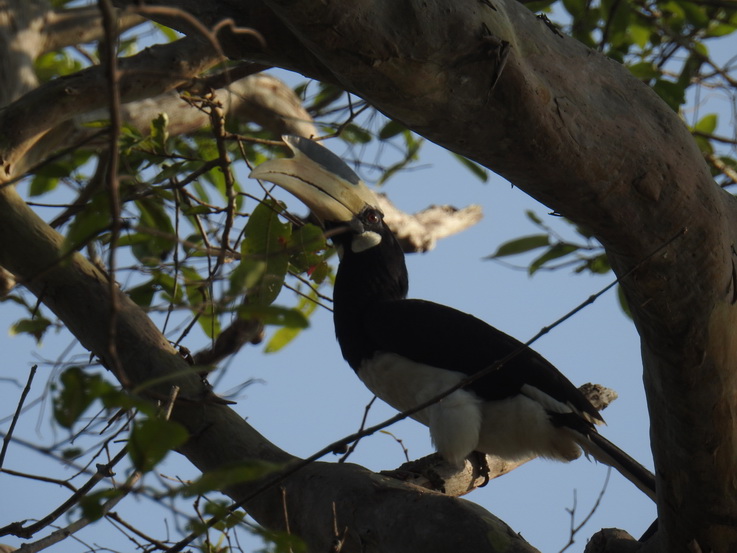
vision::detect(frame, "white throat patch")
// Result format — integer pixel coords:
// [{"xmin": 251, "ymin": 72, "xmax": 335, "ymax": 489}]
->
[{"xmin": 351, "ymin": 231, "xmax": 382, "ymax": 253}]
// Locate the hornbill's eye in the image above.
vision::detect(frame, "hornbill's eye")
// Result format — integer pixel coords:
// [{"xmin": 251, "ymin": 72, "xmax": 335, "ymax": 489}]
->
[{"xmin": 363, "ymin": 208, "xmax": 382, "ymax": 226}]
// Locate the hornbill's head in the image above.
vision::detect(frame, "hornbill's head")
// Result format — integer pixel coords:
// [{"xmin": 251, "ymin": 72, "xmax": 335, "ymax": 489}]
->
[{"xmin": 249, "ymin": 136, "xmax": 392, "ymax": 256}]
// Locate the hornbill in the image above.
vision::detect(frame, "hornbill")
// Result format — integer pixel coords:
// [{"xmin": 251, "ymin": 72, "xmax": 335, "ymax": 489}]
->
[{"xmin": 250, "ymin": 136, "xmax": 656, "ymax": 501}]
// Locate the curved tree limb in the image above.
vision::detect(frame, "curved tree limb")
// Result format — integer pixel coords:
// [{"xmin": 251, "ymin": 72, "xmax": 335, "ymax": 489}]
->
[
  {"xmin": 43, "ymin": 6, "xmax": 145, "ymax": 52},
  {"xmin": 107, "ymin": 0, "xmax": 737, "ymax": 551},
  {"xmin": 0, "ymin": 35, "xmax": 224, "ymax": 179}
]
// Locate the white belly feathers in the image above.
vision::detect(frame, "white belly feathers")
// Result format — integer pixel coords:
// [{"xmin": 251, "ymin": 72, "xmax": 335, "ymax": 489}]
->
[{"xmin": 358, "ymin": 352, "xmax": 585, "ymax": 467}]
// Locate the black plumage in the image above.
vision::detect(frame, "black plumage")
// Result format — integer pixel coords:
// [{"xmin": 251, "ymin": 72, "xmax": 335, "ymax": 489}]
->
[{"xmin": 330, "ymin": 212, "xmax": 602, "ymax": 420}]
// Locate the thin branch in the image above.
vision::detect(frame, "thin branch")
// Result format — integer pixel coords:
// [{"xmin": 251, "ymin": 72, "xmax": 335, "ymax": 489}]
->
[
  {"xmin": 338, "ymin": 396, "xmax": 377, "ymax": 463},
  {"xmin": 0, "ymin": 447, "xmax": 129, "ymax": 539},
  {"xmin": 558, "ymin": 469, "xmax": 612, "ymax": 553},
  {"xmin": 208, "ymin": 94, "xmax": 237, "ymax": 276},
  {"xmin": 10, "ymin": 387, "xmax": 181, "ymax": 551},
  {"xmin": 0, "ymin": 467, "xmax": 77, "ymax": 493},
  {"xmin": 99, "ymin": 0, "xmax": 126, "ymax": 386},
  {"xmin": 105, "ymin": 511, "xmax": 169, "ymax": 551},
  {"xmin": 43, "ymin": 6, "xmax": 145, "ymax": 52},
  {"xmin": 0, "ymin": 365, "xmax": 37, "ymax": 469}
]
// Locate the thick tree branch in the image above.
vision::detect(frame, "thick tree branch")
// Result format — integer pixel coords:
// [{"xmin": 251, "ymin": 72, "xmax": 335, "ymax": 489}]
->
[
  {"xmin": 0, "ymin": 35, "xmax": 224, "ymax": 180},
  {"xmin": 43, "ymin": 6, "xmax": 145, "ymax": 52},
  {"xmin": 105, "ymin": 1, "xmax": 737, "ymax": 550}
]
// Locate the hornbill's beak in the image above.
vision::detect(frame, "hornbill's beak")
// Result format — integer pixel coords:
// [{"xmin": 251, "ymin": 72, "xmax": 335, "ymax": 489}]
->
[{"xmin": 249, "ymin": 136, "xmax": 380, "ymax": 224}]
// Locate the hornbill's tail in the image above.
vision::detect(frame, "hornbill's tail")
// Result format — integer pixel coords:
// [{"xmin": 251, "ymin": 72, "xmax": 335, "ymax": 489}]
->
[{"xmin": 576, "ymin": 431, "xmax": 656, "ymax": 501}]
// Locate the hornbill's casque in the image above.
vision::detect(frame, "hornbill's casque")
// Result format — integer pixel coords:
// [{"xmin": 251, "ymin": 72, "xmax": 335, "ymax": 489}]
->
[{"xmin": 251, "ymin": 136, "xmax": 656, "ymax": 501}]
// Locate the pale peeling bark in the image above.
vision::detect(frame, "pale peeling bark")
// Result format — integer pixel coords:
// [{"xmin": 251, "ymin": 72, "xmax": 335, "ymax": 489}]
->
[{"xmin": 104, "ymin": 1, "xmax": 737, "ymax": 552}]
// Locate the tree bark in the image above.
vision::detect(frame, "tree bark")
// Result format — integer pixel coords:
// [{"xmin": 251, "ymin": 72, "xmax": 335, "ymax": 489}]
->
[{"xmin": 106, "ymin": 0, "xmax": 737, "ymax": 551}]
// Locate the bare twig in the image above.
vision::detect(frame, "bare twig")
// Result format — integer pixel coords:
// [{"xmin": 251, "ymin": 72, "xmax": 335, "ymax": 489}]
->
[
  {"xmin": 106, "ymin": 511, "xmax": 169, "ymax": 551},
  {"xmin": 338, "ymin": 396, "xmax": 378, "ymax": 463},
  {"xmin": 0, "ymin": 365, "xmax": 37, "ymax": 469},
  {"xmin": 9, "ymin": 386, "xmax": 181, "ymax": 550},
  {"xmin": 0, "ymin": 447, "xmax": 128, "ymax": 539},
  {"xmin": 99, "ymin": 0, "xmax": 126, "ymax": 387},
  {"xmin": 0, "ymin": 467, "xmax": 77, "ymax": 493},
  {"xmin": 558, "ymin": 469, "xmax": 611, "ymax": 553}
]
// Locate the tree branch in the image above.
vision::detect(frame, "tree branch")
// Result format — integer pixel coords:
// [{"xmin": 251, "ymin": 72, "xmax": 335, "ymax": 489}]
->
[
  {"xmin": 106, "ymin": 0, "xmax": 737, "ymax": 549},
  {"xmin": 43, "ymin": 6, "xmax": 145, "ymax": 52},
  {"xmin": 377, "ymin": 193, "xmax": 483, "ymax": 253},
  {"xmin": 0, "ymin": 35, "xmax": 224, "ymax": 180}
]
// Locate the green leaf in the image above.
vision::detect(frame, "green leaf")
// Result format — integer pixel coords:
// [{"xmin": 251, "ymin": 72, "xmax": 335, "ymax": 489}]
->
[
  {"xmin": 61, "ymin": 194, "xmax": 111, "ymax": 255},
  {"xmin": 678, "ymin": 0, "xmax": 709, "ymax": 26},
  {"xmin": 133, "ymin": 198, "xmax": 175, "ymax": 262},
  {"xmin": 183, "ymin": 461, "xmax": 281, "ymax": 496},
  {"xmin": 29, "ymin": 174, "xmax": 59, "ymax": 197},
  {"xmin": 10, "ymin": 317, "xmax": 52, "ymax": 343},
  {"xmin": 562, "ymin": 0, "xmax": 586, "ymax": 18},
  {"xmin": 627, "ymin": 61, "xmax": 660, "ymax": 81},
  {"xmin": 575, "ymin": 253, "xmax": 611, "ymax": 275},
  {"xmin": 529, "ymin": 243, "xmax": 579, "ymax": 274},
  {"xmin": 153, "ymin": 22, "xmax": 182, "ymax": 42},
  {"xmin": 200, "ymin": 501, "xmax": 246, "ymax": 530},
  {"xmin": 677, "ymin": 53, "xmax": 704, "ymax": 89},
  {"xmin": 180, "ymin": 266, "xmax": 221, "ymax": 339},
  {"xmin": 705, "ymin": 22, "xmax": 737, "ymax": 38},
  {"xmin": 525, "ymin": 210, "xmax": 544, "ymax": 226},
  {"xmin": 452, "ymin": 153, "xmax": 488, "ymax": 182},
  {"xmin": 62, "ymin": 447, "xmax": 83, "ymax": 460},
  {"xmin": 34, "ymin": 50, "xmax": 83, "ymax": 82},
  {"xmin": 288, "ymin": 223, "xmax": 329, "ymax": 276},
  {"xmin": 53, "ymin": 367, "xmax": 100, "ymax": 428},
  {"xmin": 149, "ymin": 113, "xmax": 169, "ymax": 154},
  {"xmin": 238, "ymin": 305, "xmax": 309, "ymax": 328},
  {"xmin": 78, "ymin": 489, "xmax": 123, "ymax": 521},
  {"xmin": 376, "ymin": 134, "xmax": 423, "ymax": 184},
  {"xmin": 379, "ymin": 120, "xmax": 406, "ymax": 140},
  {"xmin": 28, "ymin": 160, "xmax": 77, "ymax": 197},
  {"xmin": 128, "ymin": 418, "xmax": 189, "ymax": 472},
  {"xmin": 252, "ymin": 527, "xmax": 308, "ymax": 553},
  {"xmin": 308, "ymin": 82, "xmax": 344, "ymax": 114},
  {"xmin": 628, "ymin": 21, "xmax": 652, "ymax": 48},
  {"xmin": 340, "ymin": 123, "xmax": 372, "ymax": 144},
  {"xmin": 153, "ymin": 271, "xmax": 184, "ymax": 303},
  {"xmin": 652, "ymin": 79, "xmax": 686, "ymax": 111},
  {"xmin": 524, "ymin": 1, "xmax": 556, "ymax": 11},
  {"xmin": 307, "ymin": 260, "xmax": 331, "ymax": 285},
  {"xmin": 601, "ymin": 0, "xmax": 631, "ymax": 48},
  {"xmin": 264, "ymin": 296, "xmax": 319, "ymax": 353},
  {"xmin": 231, "ymin": 200, "xmax": 291, "ymax": 305},
  {"xmin": 487, "ymin": 235, "xmax": 550, "ymax": 258},
  {"xmin": 693, "ymin": 113, "xmax": 718, "ymax": 135},
  {"xmin": 617, "ymin": 284, "xmax": 632, "ymax": 319},
  {"xmin": 52, "ymin": 368, "xmax": 139, "ymax": 428}
]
